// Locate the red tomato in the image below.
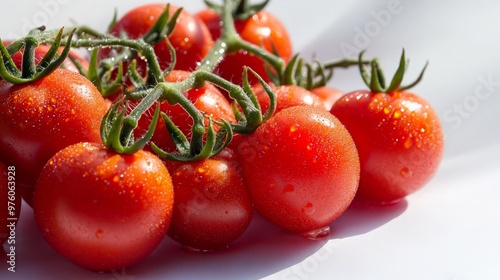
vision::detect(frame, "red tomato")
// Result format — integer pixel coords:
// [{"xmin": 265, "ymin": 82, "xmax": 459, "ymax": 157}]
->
[
  {"xmin": 33, "ymin": 142, "xmax": 174, "ymax": 271},
  {"xmin": 0, "ymin": 162, "xmax": 22, "ymax": 245},
  {"xmin": 135, "ymin": 70, "xmax": 236, "ymax": 153},
  {"xmin": 3, "ymin": 41, "xmax": 89, "ymax": 73},
  {"xmin": 164, "ymin": 148, "xmax": 253, "ymax": 251},
  {"xmin": 330, "ymin": 90, "xmax": 444, "ymax": 203},
  {"xmin": 104, "ymin": 3, "xmax": 213, "ymax": 74},
  {"xmin": 0, "ymin": 69, "xmax": 108, "ymax": 206},
  {"xmin": 238, "ymin": 106, "xmax": 359, "ymax": 237},
  {"xmin": 311, "ymin": 86, "xmax": 344, "ymax": 111},
  {"xmin": 197, "ymin": 8, "xmax": 292, "ymax": 85},
  {"xmin": 252, "ymin": 83, "xmax": 326, "ymax": 115}
]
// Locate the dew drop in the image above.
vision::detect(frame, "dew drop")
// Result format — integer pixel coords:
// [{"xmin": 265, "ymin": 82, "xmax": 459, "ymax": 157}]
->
[
  {"xmin": 400, "ymin": 167, "xmax": 413, "ymax": 178},
  {"xmin": 383, "ymin": 107, "xmax": 391, "ymax": 114},
  {"xmin": 113, "ymin": 175, "xmax": 119, "ymax": 182},
  {"xmin": 302, "ymin": 202, "xmax": 315, "ymax": 216},
  {"xmin": 197, "ymin": 167, "xmax": 206, "ymax": 174},
  {"xmin": 289, "ymin": 125, "xmax": 299, "ymax": 133},
  {"xmin": 393, "ymin": 110, "xmax": 402, "ymax": 119},
  {"xmin": 302, "ymin": 226, "xmax": 330, "ymax": 240},
  {"xmin": 404, "ymin": 138, "xmax": 413, "ymax": 149}
]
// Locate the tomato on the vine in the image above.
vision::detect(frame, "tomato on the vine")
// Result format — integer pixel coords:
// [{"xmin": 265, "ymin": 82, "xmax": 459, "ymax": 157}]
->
[
  {"xmin": 197, "ymin": 6, "xmax": 293, "ymax": 85},
  {"xmin": 0, "ymin": 162, "xmax": 21, "ymax": 245},
  {"xmin": 0, "ymin": 68, "xmax": 109, "ymax": 206},
  {"xmin": 238, "ymin": 105, "xmax": 359, "ymax": 237},
  {"xmin": 164, "ymin": 148, "xmax": 253, "ymax": 251},
  {"xmin": 104, "ymin": 3, "xmax": 213, "ymax": 73},
  {"xmin": 330, "ymin": 52, "xmax": 443, "ymax": 203},
  {"xmin": 33, "ymin": 142, "xmax": 174, "ymax": 271}
]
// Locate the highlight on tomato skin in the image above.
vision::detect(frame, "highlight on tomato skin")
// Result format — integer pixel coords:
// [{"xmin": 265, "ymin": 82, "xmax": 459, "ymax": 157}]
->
[
  {"xmin": 238, "ymin": 105, "xmax": 360, "ymax": 237},
  {"xmin": 33, "ymin": 142, "xmax": 174, "ymax": 272},
  {"xmin": 330, "ymin": 90, "xmax": 444, "ymax": 204}
]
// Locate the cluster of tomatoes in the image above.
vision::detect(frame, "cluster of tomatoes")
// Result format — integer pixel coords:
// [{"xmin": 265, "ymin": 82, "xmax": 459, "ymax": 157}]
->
[{"xmin": 0, "ymin": 0, "xmax": 444, "ymax": 273}]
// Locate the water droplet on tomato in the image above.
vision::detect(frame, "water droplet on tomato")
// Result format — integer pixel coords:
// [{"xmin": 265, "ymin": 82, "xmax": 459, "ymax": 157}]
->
[
  {"xmin": 302, "ymin": 202, "xmax": 315, "ymax": 216},
  {"xmin": 95, "ymin": 229, "xmax": 104, "ymax": 238},
  {"xmin": 404, "ymin": 138, "xmax": 413, "ymax": 149},
  {"xmin": 283, "ymin": 184, "xmax": 294, "ymax": 193},
  {"xmin": 383, "ymin": 107, "xmax": 392, "ymax": 114},
  {"xmin": 302, "ymin": 226, "xmax": 330, "ymax": 240},
  {"xmin": 400, "ymin": 167, "xmax": 413, "ymax": 178},
  {"xmin": 289, "ymin": 125, "xmax": 299, "ymax": 133},
  {"xmin": 197, "ymin": 167, "xmax": 207, "ymax": 174},
  {"xmin": 393, "ymin": 110, "xmax": 402, "ymax": 119}
]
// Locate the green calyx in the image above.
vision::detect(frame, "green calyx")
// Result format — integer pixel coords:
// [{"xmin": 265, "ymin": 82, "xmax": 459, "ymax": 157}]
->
[
  {"xmin": 0, "ymin": 27, "xmax": 76, "ymax": 84},
  {"xmin": 100, "ymin": 88, "xmax": 162, "ymax": 154},
  {"xmin": 204, "ymin": 0, "xmax": 269, "ymax": 20},
  {"xmin": 359, "ymin": 49, "xmax": 428, "ymax": 93},
  {"xmin": 151, "ymin": 115, "xmax": 233, "ymax": 162}
]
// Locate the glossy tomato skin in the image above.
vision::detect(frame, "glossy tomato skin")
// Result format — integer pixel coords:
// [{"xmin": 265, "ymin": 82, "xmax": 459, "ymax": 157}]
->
[
  {"xmin": 330, "ymin": 90, "xmax": 444, "ymax": 203},
  {"xmin": 311, "ymin": 86, "xmax": 344, "ymax": 111},
  {"xmin": 33, "ymin": 142, "xmax": 174, "ymax": 271},
  {"xmin": 252, "ymin": 83, "xmax": 326, "ymax": 115},
  {"xmin": 0, "ymin": 69, "xmax": 108, "ymax": 206},
  {"xmin": 238, "ymin": 106, "xmax": 360, "ymax": 236},
  {"xmin": 197, "ymin": 8, "xmax": 292, "ymax": 85},
  {"xmin": 136, "ymin": 70, "xmax": 236, "ymax": 153},
  {"xmin": 106, "ymin": 3, "xmax": 213, "ymax": 72},
  {"xmin": 0, "ymin": 162, "xmax": 22, "ymax": 245},
  {"xmin": 164, "ymin": 148, "xmax": 253, "ymax": 251}
]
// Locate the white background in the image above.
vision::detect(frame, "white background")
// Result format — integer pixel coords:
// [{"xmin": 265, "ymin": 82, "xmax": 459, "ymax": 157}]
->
[{"xmin": 1, "ymin": 0, "xmax": 500, "ymax": 279}]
